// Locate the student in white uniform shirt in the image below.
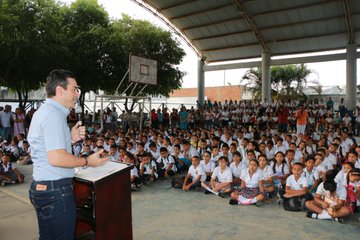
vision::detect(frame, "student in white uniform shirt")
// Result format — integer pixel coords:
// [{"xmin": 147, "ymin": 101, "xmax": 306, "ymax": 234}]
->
[
  {"xmin": 219, "ymin": 143, "xmax": 233, "ymax": 163},
  {"xmin": 306, "ymin": 179, "xmax": 351, "ymax": 222},
  {"xmin": 230, "ymin": 159, "xmax": 265, "ymax": 206},
  {"xmin": 334, "ymin": 162, "xmax": 354, "ymax": 187},
  {"xmin": 183, "ymin": 156, "xmax": 206, "ymax": 191},
  {"xmin": 229, "ymin": 151, "xmax": 245, "ymax": 188},
  {"xmin": 302, "ymin": 156, "xmax": 320, "ymax": 194},
  {"xmin": 210, "ymin": 146, "xmax": 221, "ymax": 165},
  {"xmin": 156, "ymin": 147, "xmax": 176, "ymax": 178},
  {"xmin": 139, "ymin": 153, "xmax": 158, "ymax": 183},
  {"xmin": 200, "ymin": 151, "xmax": 215, "ymax": 181},
  {"xmin": 280, "ymin": 163, "xmax": 313, "ymax": 210},
  {"xmin": 345, "ymin": 168, "xmax": 360, "ymax": 210},
  {"xmin": 270, "ymin": 151, "xmax": 290, "ymax": 186},
  {"xmin": 314, "ymin": 153, "xmax": 328, "ymax": 181},
  {"xmin": 201, "ymin": 156, "xmax": 232, "ymax": 197},
  {"xmin": 258, "ymin": 154, "xmax": 275, "ymax": 196}
]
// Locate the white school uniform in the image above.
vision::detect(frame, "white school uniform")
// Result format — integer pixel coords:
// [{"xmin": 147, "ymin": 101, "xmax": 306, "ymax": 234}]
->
[
  {"xmin": 316, "ymin": 182, "xmax": 347, "ymax": 206},
  {"xmin": 200, "ymin": 160, "xmax": 215, "ymax": 174},
  {"xmin": 141, "ymin": 160, "xmax": 158, "ymax": 179},
  {"xmin": 355, "ymin": 159, "xmax": 360, "ymax": 169},
  {"xmin": 211, "ymin": 166, "xmax": 233, "ymax": 183},
  {"xmin": 229, "ymin": 162, "xmax": 245, "ymax": 178},
  {"xmin": 258, "ymin": 165, "xmax": 274, "ymax": 180},
  {"xmin": 270, "ymin": 161, "xmax": 290, "ymax": 177},
  {"xmin": 286, "ymin": 175, "xmax": 308, "ymax": 190},
  {"xmin": 131, "ymin": 167, "xmax": 139, "ymax": 178},
  {"xmin": 302, "ymin": 168, "xmax": 319, "ymax": 186},
  {"xmin": 188, "ymin": 164, "xmax": 206, "ymax": 182},
  {"xmin": 334, "ymin": 170, "xmax": 347, "ymax": 186},
  {"xmin": 240, "ymin": 168, "xmax": 264, "ymax": 188},
  {"xmin": 324, "ymin": 153, "xmax": 336, "ymax": 167},
  {"xmin": 156, "ymin": 155, "xmax": 176, "ymax": 172}
]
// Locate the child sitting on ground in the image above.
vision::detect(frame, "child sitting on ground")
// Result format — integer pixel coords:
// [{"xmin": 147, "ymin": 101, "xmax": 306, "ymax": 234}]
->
[
  {"xmin": 344, "ymin": 168, "xmax": 360, "ymax": 213},
  {"xmin": 139, "ymin": 153, "xmax": 158, "ymax": 184},
  {"xmin": 306, "ymin": 178, "xmax": 351, "ymax": 223},
  {"xmin": 302, "ymin": 156, "xmax": 320, "ymax": 194},
  {"xmin": 280, "ymin": 162, "xmax": 313, "ymax": 210},
  {"xmin": 230, "ymin": 159, "xmax": 265, "ymax": 206},
  {"xmin": 201, "ymin": 156, "xmax": 232, "ymax": 197},
  {"xmin": 229, "ymin": 151, "xmax": 244, "ymax": 189},
  {"xmin": 200, "ymin": 151, "xmax": 215, "ymax": 181},
  {"xmin": 156, "ymin": 147, "xmax": 176, "ymax": 178},
  {"xmin": 183, "ymin": 156, "xmax": 206, "ymax": 191},
  {"xmin": 16, "ymin": 141, "xmax": 31, "ymax": 165},
  {"xmin": 124, "ymin": 152, "xmax": 141, "ymax": 190},
  {"xmin": 0, "ymin": 153, "xmax": 24, "ymax": 186},
  {"xmin": 258, "ymin": 154, "xmax": 275, "ymax": 197}
]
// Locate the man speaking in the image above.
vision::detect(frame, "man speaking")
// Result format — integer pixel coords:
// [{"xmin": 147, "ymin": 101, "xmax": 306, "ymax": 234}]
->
[{"xmin": 28, "ymin": 69, "xmax": 108, "ymax": 240}]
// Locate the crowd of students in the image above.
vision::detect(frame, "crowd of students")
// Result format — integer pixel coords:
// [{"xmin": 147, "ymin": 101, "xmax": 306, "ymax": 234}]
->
[{"xmin": 1, "ymin": 98, "xmax": 360, "ymax": 223}]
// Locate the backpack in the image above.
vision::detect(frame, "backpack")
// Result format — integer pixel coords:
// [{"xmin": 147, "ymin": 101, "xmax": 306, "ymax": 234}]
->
[
  {"xmin": 171, "ymin": 176, "xmax": 185, "ymax": 189},
  {"xmin": 283, "ymin": 197, "xmax": 303, "ymax": 212}
]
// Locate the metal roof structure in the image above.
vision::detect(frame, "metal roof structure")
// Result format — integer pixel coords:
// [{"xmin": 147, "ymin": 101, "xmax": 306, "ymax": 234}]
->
[{"xmin": 132, "ymin": 0, "xmax": 360, "ymax": 66}]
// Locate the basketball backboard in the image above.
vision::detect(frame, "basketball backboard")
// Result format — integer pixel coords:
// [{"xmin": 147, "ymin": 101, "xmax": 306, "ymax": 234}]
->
[{"xmin": 129, "ymin": 55, "xmax": 157, "ymax": 85}]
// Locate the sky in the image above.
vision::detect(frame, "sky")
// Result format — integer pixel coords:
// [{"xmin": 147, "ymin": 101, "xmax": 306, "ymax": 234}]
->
[{"xmin": 61, "ymin": 0, "xmax": 359, "ymax": 88}]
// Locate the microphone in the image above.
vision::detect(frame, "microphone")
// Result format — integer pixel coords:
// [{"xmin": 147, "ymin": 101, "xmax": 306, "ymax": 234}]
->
[{"xmin": 75, "ymin": 101, "xmax": 82, "ymax": 126}]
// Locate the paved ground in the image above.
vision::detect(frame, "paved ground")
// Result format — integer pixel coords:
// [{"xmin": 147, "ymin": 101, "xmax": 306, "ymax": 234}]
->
[{"xmin": 1, "ymin": 164, "xmax": 359, "ymax": 240}]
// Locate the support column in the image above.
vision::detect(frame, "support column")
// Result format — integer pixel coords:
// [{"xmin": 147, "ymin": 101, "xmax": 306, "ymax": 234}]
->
[
  {"xmin": 346, "ymin": 43, "xmax": 357, "ymax": 111},
  {"xmin": 261, "ymin": 52, "xmax": 271, "ymax": 103},
  {"xmin": 198, "ymin": 57, "xmax": 205, "ymax": 106}
]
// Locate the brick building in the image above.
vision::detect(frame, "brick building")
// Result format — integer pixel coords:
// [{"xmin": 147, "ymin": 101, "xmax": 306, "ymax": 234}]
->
[{"xmin": 170, "ymin": 85, "xmax": 246, "ymax": 102}]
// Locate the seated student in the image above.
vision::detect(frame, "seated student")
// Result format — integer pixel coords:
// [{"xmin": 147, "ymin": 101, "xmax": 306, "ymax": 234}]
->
[
  {"xmin": 200, "ymin": 151, "xmax": 215, "ymax": 181},
  {"xmin": 280, "ymin": 162, "xmax": 313, "ymax": 210},
  {"xmin": 306, "ymin": 178, "xmax": 351, "ymax": 222},
  {"xmin": 148, "ymin": 141, "xmax": 161, "ymax": 160},
  {"xmin": 201, "ymin": 156, "xmax": 232, "ymax": 197},
  {"xmin": 344, "ymin": 168, "xmax": 360, "ymax": 213},
  {"xmin": 243, "ymin": 149, "xmax": 256, "ymax": 168},
  {"xmin": 156, "ymin": 147, "xmax": 176, "ymax": 178},
  {"xmin": 302, "ymin": 156, "xmax": 320, "ymax": 194},
  {"xmin": 271, "ymin": 151, "xmax": 290, "ymax": 187},
  {"xmin": 124, "ymin": 152, "xmax": 141, "ymax": 190},
  {"xmin": 183, "ymin": 156, "xmax": 206, "ymax": 191},
  {"xmin": 219, "ymin": 143, "xmax": 233, "ymax": 163},
  {"xmin": 230, "ymin": 159, "xmax": 265, "ymax": 206},
  {"xmin": 229, "ymin": 151, "xmax": 244, "ymax": 188},
  {"xmin": 314, "ymin": 153, "xmax": 327, "ymax": 181},
  {"xmin": 258, "ymin": 154, "xmax": 275, "ymax": 197},
  {"xmin": 334, "ymin": 162, "xmax": 354, "ymax": 186},
  {"xmin": 210, "ymin": 146, "xmax": 220, "ymax": 165},
  {"xmin": 0, "ymin": 153, "xmax": 24, "ymax": 186},
  {"xmin": 109, "ymin": 144, "xmax": 120, "ymax": 162},
  {"xmin": 173, "ymin": 144, "xmax": 190, "ymax": 173},
  {"xmin": 285, "ymin": 149, "xmax": 296, "ymax": 170},
  {"xmin": 139, "ymin": 153, "xmax": 158, "ymax": 183},
  {"xmin": 16, "ymin": 141, "xmax": 31, "ymax": 165}
]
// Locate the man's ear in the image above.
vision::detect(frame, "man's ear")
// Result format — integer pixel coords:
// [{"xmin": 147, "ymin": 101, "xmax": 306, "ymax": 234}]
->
[{"xmin": 55, "ymin": 85, "xmax": 64, "ymax": 97}]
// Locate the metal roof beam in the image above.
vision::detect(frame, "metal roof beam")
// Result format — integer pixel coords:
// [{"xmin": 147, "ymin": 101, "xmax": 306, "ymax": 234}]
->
[
  {"xmin": 193, "ymin": 29, "xmax": 252, "ymax": 41},
  {"xmin": 343, "ymin": 0, "xmax": 355, "ymax": 43},
  {"xmin": 204, "ymin": 52, "xmax": 360, "ymax": 71},
  {"xmin": 232, "ymin": 0, "xmax": 269, "ymax": 53},
  {"xmin": 170, "ymin": 3, "xmax": 233, "ymax": 20},
  {"xmin": 182, "ymin": 16, "xmax": 241, "ymax": 31},
  {"xmin": 201, "ymin": 30, "xmax": 360, "ymax": 52},
  {"xmin": 252, "ymin": 0, "xmax": 339, "ymax": 17},
  {"xmin": 160, "ymin": 0, "xmax": 198, "ymax": 11}
]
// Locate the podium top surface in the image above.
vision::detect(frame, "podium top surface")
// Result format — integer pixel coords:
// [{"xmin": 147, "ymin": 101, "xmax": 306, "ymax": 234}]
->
[{"xmin": 74, "ymin": 161, "xmax": 131, "ymax": 182}]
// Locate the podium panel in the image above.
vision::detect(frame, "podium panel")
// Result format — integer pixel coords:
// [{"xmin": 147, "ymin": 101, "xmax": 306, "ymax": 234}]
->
[{"xmin": 74, "ymin": 162, "xmax": 133, "ymax": 240}]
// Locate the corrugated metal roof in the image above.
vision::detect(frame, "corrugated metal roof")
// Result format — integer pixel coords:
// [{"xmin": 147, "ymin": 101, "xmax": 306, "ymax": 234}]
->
[{"xmin": 135, "ymin": 0, "xmax": 360, "ymax": 63}]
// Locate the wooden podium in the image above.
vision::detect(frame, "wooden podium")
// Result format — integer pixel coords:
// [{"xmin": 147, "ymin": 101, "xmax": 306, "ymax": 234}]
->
[{"xmin": 73, "ymin": 162, "xmax": 133, "ymax": 240}]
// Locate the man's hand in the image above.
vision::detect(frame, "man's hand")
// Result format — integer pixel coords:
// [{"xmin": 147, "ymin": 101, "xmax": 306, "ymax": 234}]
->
[
  {"xmin": 71, "ymin": 122, "xmax": 86, "ymax": 143},
  {"xmin": 87, "ymin": 149, "xmax": 109, "ymax": 167}
]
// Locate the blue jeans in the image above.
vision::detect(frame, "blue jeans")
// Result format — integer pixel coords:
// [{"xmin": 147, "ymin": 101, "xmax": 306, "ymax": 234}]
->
[
  {"xmin": 0, "ymin": 127, "xmax": 10, "ymax": 140},
  {"xmin": 29, "ymin": 178, "xmax": 76, "ymax": 240}
]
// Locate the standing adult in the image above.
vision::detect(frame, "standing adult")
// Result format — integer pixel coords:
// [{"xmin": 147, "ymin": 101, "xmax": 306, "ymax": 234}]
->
[
  {"xmin": 294, "ymin": 105, "xmax": 309, "ymax": 136},
  {"xmin": 28, "ymin": 69, "xmax": 108, "ymax": 240},
  {"xmin": 13, "ymin": 108, "xmax": 26, "ymax": 137},
  {"xmin": 277, "ymin": 105, "xmax": 290, "ymax": 133},
  {"xmin": 0, "ymin": 105, "xmax": 13, "ymax": 140}
]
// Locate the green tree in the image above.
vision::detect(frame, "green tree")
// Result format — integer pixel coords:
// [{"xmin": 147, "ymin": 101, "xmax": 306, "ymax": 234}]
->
[
  {"xmin": 242, "ymin": 64, "xmax": 312, "ymax": 101},
  {"xmin": 106, "ymin": 15, "xmax": 186, "ymax": 112},
  {"xmin": 60, "ymin": 0, "xmax": 111, "ymax": 107},
  {"xmin": 0, "ymin": 0, "xmax": 63, "ymax": 109}
]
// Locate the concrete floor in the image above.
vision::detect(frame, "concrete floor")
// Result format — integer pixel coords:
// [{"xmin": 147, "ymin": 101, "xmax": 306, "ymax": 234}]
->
[{"xmin": 0, "ymin": 164, "xmax": 359, "ymax": 240}]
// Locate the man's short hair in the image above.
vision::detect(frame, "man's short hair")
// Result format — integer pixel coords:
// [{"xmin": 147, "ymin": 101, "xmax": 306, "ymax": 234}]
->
[{"xmin": 45, "ymin": 69, "xmax": 76, "ymax": 97}]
